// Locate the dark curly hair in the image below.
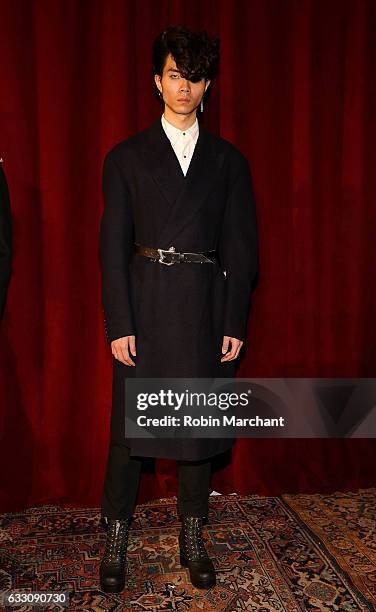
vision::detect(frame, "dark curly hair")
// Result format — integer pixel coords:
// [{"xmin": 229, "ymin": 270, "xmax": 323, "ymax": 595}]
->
[{"xmin": 152, "ymin": 25, "xmax": 220, "ymax": 106}]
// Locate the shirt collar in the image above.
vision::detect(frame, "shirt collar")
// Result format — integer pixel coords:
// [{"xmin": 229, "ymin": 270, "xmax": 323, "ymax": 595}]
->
[{"xmin": 161, "ymin": 114, "xmax": 199, "ymax": 145}]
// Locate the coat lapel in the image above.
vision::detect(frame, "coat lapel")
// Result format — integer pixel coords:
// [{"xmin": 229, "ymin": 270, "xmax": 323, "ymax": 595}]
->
[
  {"xmin": 140, "ymin": 118, "xmax": 186, "ymax": 211},
  {"xmin": 141, "ymin": 118, "xmax": 220, "ymax": 247}
]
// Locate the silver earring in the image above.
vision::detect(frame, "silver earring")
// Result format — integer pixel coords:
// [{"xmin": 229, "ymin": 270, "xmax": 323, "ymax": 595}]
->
[{"xmin": 200, "ymin": 98, "xmax": 204, "ymax": 113}]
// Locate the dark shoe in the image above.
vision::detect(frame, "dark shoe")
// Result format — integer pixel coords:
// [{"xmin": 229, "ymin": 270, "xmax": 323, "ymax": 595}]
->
[
  {"xmin": 99, "ymin": 517, "xmax": 132, "ymax": 593},
  {"xmin": 179, "ymin": 516, "xmax": 216, "ymax": 589}
]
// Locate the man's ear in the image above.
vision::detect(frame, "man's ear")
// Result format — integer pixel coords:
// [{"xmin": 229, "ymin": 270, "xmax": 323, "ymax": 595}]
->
[{"xmin": 154, "ymin": 74, "xmax": 162, "ymax": 94}]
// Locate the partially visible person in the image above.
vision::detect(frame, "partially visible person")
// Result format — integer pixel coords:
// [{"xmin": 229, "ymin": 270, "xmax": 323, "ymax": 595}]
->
[{"xmin": 0, "ymin": 160, "xmax": 12, "ymax": 318}]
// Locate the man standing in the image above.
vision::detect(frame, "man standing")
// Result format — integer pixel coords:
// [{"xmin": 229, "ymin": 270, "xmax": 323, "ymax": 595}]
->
[
  {"xmin": 99, "ymin": 25, "xmax": 258, "ymax": 593},
  {"xmin": 0, "ymin": 161, "xmax": 12, "ymax": 319}
]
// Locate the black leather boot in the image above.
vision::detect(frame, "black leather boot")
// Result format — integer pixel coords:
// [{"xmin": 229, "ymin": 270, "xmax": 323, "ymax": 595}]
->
[
  {"xmin": 99, "ymin": 517, "xmax": 132, "ymax": 593},
  {"xmin": 179, "ymin": 516, "xmax": 216, "ymax": 589}
]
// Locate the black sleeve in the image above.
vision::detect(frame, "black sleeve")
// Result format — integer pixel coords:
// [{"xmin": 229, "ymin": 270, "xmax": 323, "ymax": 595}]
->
[
  {"xmin": 99, "ymin": 152, "xmax": 135, "ymax": 343},
  {"xmin": 218, "ymin": 153, "xmax": 259, "ymax": 341}
]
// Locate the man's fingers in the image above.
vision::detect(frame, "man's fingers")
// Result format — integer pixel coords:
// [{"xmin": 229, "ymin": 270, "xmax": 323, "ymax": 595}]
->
[
  {"xmin": 111, "ymin": 336, "xmax": 136, "ymax": 366},
  {"xmin": 119, "ymin": 343, "xmax": 135, "ymax": 366},
  {"xmin": 128, "ymin": 336, "xmax": 137, "ymax": 356},
  {"xmin": 123, "ymin": 335, "xmax": 136, "ymax": 364},
  {"xmin": 222, "ymin": 336, "xmax": 230, "ymax": 354},
  {"xmin": 221, "ymin": 337, "xmax": 236, "ymax": 361},
  {"xmin": 221, "ymin": 346, "xmax": 237, "ymax": 361},
  {"xmin": 221, "ymin": 338, "xmax": 243, "ymax": 362},
  {"xmin": 233, "ymin": 340, "xmax": 243, "ymax": 359}
]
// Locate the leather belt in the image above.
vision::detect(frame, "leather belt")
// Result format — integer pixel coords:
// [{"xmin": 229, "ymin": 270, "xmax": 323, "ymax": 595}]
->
[{"xmin": 134, "ymin": 244, "xmax": 217, "ymax": 265}]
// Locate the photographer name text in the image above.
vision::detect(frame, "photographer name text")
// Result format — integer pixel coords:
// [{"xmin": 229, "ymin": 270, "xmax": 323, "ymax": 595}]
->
[{"xmin": 136, "ymin": 415, "xmax": 285, "ymax": 428}]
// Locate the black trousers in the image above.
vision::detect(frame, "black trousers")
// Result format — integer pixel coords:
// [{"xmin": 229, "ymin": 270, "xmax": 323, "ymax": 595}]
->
[{"xmin": 101, "ymin": 442, "xmax": 211, "ymax": 519}]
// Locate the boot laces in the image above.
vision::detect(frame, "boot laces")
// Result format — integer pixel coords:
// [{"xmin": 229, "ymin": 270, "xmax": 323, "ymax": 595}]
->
[
  {"xmin": 182, "ymin": 517, "xmax": 209, "ymax": 560},
  {"xmin": 103, "ymin": 518, "xmax": 130, "ymax": 562}
]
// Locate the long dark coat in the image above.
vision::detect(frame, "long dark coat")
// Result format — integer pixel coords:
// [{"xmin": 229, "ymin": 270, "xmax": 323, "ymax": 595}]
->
[{"xmin": 99, "ymin": 116, "xmax": 258, "ymax": 461}]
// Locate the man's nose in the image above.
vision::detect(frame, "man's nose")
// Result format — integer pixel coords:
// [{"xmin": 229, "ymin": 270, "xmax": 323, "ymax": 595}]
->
[{"xmin": 180, "ymin": 80, "xmax": 190, "ymax": 92}]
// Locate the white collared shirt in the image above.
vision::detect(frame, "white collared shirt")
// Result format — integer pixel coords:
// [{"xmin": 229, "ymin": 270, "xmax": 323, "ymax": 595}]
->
[{"xmin": 161, "ymin": 114, "xmax": 199, "ymax": 176}]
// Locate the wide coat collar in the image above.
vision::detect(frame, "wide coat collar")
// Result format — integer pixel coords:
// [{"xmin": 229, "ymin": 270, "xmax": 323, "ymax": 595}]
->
[{"xmin": 139, "ymin": 117, "xmax": 220, "ymax": 247}]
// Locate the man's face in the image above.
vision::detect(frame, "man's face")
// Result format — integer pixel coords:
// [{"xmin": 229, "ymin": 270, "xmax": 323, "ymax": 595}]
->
[{"xmin": 154, "ymin": 53, "xmax": 210, "ymax": 116}]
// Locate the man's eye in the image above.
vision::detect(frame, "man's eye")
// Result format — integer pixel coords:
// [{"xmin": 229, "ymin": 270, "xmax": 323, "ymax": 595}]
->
[{"xmin": 170, "ymin": 74, "xmax": 179, "ymax": 78}]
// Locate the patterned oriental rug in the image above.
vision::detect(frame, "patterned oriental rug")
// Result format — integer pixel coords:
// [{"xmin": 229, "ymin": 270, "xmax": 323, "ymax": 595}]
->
[{"xmin": 0, "ymin": 489, "xmax": 375, "ymax": 611}]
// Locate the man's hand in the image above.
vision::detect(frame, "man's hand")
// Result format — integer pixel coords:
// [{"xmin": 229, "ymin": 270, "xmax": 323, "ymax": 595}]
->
[
  {"xmin": 111, "ymin": 335, "xmax": 136, "ymax": 366},
  {"xmin": 221, "ymin": 336, "xmax": 243, "ymax": 362}
]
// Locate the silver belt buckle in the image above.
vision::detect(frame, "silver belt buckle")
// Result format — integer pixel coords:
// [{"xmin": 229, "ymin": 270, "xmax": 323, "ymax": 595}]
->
[{"xmin": 157, "ymin": 246, "xmax": 176, "ymax": 265}]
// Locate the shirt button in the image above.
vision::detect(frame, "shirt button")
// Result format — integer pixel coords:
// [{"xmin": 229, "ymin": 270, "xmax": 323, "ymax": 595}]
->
[
  {"xmin": 183, "ymin": 132, "xmax": 185, "ymax": 135},
  {"xmin": 183, "ymin": 155, "xmax": 186, "ymax": 158}
]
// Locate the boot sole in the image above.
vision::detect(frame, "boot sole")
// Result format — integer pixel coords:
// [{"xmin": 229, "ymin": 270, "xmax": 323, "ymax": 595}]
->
[
  {"xmin": 100, "ymin": 581, "xmax": 126, "ymax": 594},
  {"xmin": 179, "ymin": 553, "xmax": 216, "ymax": 589}
]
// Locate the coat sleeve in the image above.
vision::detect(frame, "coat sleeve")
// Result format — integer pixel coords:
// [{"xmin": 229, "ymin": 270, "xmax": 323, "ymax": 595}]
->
[
  {"xmin": 99, "ymin": 152, "xmax": 135, "ymax": 343},
  {"xmin": 218, "ymin": 152, "xmax": 258, "ymax": 342}
]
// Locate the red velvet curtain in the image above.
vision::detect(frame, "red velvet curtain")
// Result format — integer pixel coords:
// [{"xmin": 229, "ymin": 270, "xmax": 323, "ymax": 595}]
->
[{"xmin": 0, "ymin": 0, "xmax": 375, "ymax": 513}]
